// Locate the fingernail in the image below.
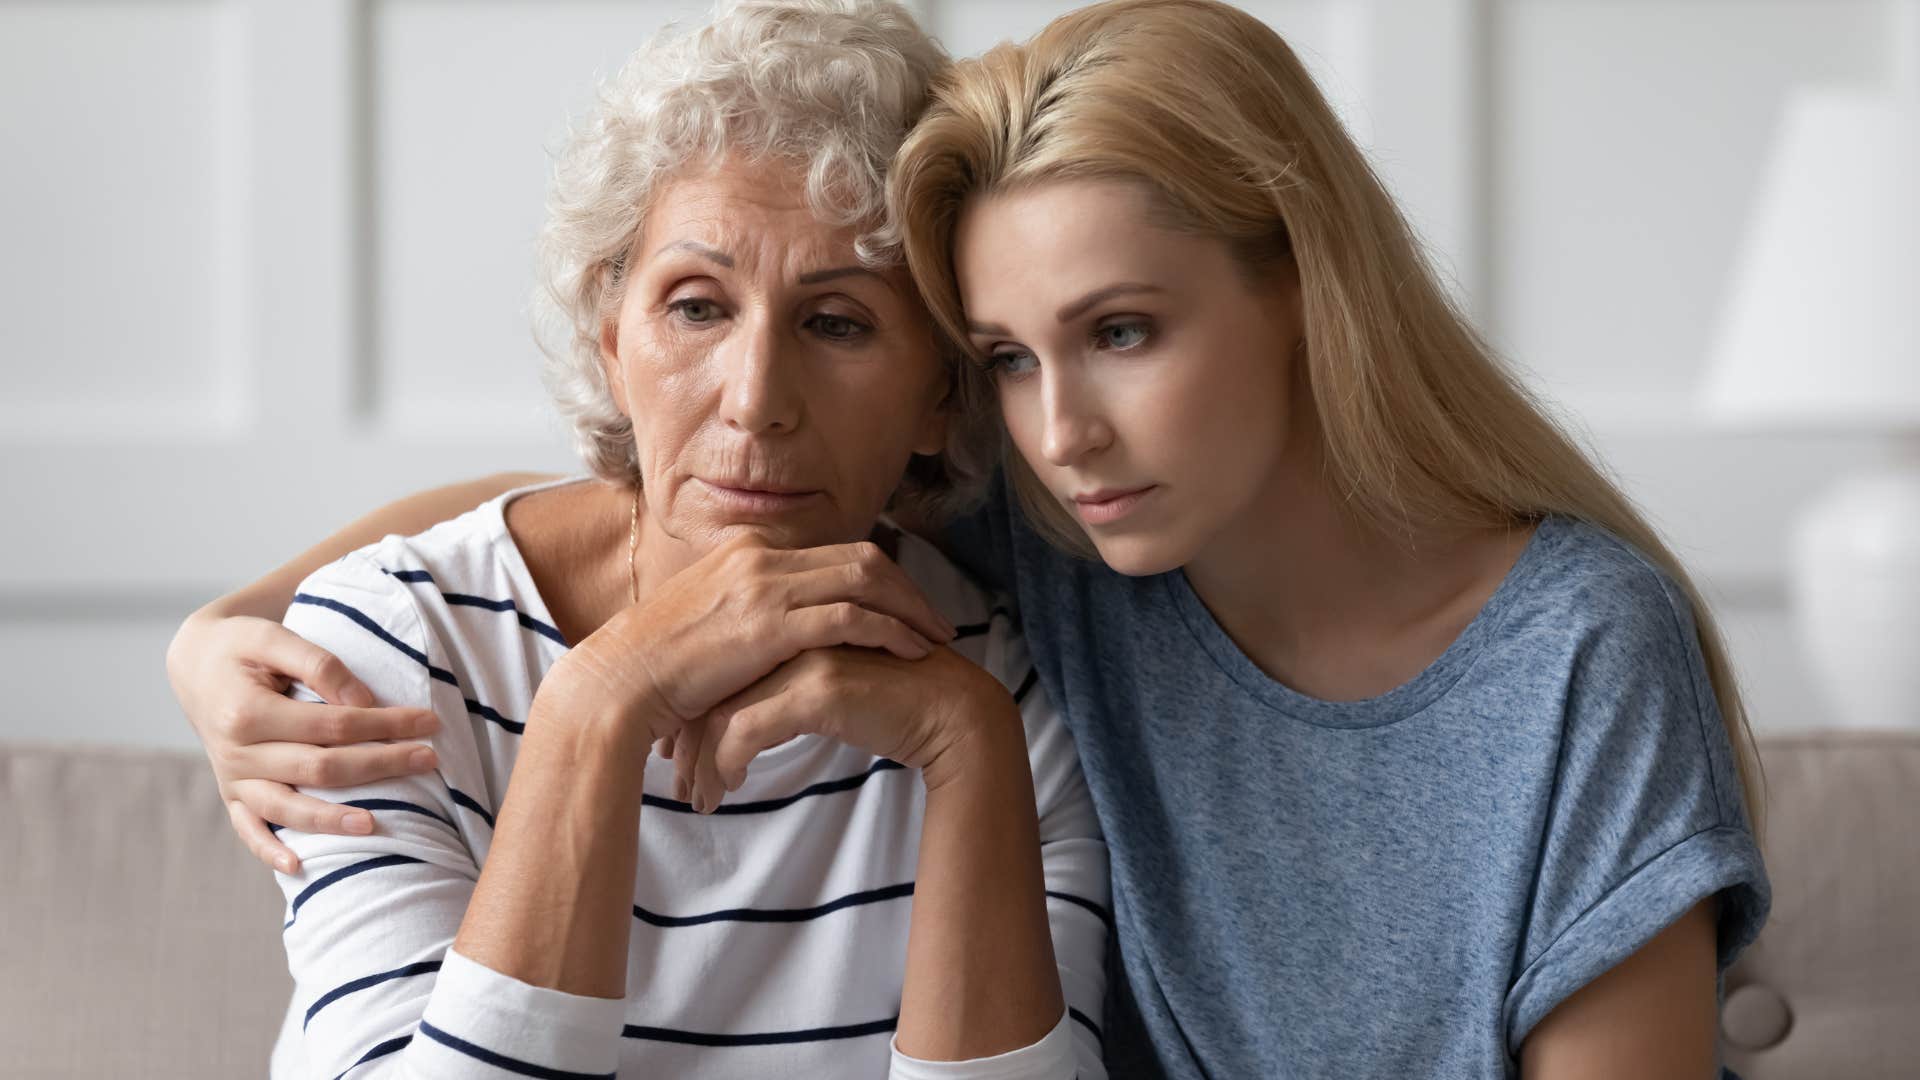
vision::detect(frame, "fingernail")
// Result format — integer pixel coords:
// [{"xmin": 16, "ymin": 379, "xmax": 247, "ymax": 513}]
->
[
  {"xmin": 343, "ymin": 812, "xmax": 373, "ymax": 835},
  {"xmin": 408, "ymin": 748, "xmax": 436, "ymax": 771},
  {"xmin": 416, "ymin": 712, "xmax": 441, "ymax": 733},
  {"xmin": 343, "ymin": 686, "xmax": 373, "ymax": 708},
  {"xmin": 675, "ymin": 779, "xmax": 688, "ymax": 803},
  {"xmin": 275, "ymin": 854, "xmax": 295, "ymax": 874}
]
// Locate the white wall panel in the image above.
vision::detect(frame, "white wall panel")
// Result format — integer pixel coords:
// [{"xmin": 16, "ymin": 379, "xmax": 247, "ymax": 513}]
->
[
  {"xmin": 0, "ymin": 0, "xmax": 245, "ymax": 439},
  {"xmin": 1489, "ymin": 0, "xmax": 1884, "ymax": 405},
  {"xmin": 369, "ymin": 0, "xmax": 710, "ymax": 435}
]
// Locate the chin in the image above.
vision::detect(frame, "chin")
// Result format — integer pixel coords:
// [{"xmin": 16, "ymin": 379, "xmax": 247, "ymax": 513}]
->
[{"xmin": 1087, "ymin": 533, "xmax": 1189, "ymax": 578}]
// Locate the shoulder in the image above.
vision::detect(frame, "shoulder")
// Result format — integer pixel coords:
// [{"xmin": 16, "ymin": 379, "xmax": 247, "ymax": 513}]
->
[
  {"xmin": 1498, "ymin": 517, "xmax": 1706, "ymax": 685},
  {"xmin": 287, "ymin": 502, "xmax": 520, "ymax": 657}
]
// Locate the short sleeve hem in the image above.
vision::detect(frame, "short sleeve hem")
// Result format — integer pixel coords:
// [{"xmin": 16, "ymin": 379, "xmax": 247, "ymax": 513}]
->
[
  {"xmin": 888, "ymin": 1011, "xmax": 1075, "ymax": 1080},
  {"xmin": 1504, "ymin": 824, "xmax": 1769, "ymax": 1054}
]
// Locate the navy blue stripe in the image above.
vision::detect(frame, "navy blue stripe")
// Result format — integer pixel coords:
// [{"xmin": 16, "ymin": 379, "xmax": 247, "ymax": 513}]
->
[
  {"xmin": 641, "ymin": 758, "xmax": 906, "ymax": 815},
  {"xmin": 305, "ymin": 960, "xmax": 443, "ymax": 1030},
  {"xmin": 286, "ymin": 854, "xmax": 426, "ymax": 928},
  {"xmin": 444, "ymin": 593, "xmax": 568, "ymax": 647},
  {"xmin": 382, "ymin": 566, "xmax": 568, "ymax": 647},
  {"xmin": 634, "ymin": 881, "xmax": 914, "ymax": 928},
  {"xmin": 417, "ymin": 1020, "xmax": 614, "ymax": 1079},
  {"xmin": 1013, "ymin": 667, "xmax": 1039, "ymax": 704},
  {"xmin": 951, "ymin": 607, "xmax": 1011, "ymax": 640},
  {"xmin": 292, "ymin": 593, "xmax": 438, "ymax": 674},
  {"xmin": 447, "ymin": 787, "xmax": 495, "ymax": 828},
  {"xmin": 341, "ymin": 798, "xmax": 457, "ymax": 831},
  {"xmin": 329, "ymin": 1033, "xmax": 410, "ymax": 1080},
  {"xmin": 1068, "ymin": 1006, "xmax": 1105, "ymax": 1048},
  {"xmin": 622, "ymin": 1015, "xmax": 898, "ymax": 1046},
  {"xmin": 292, "ymin": 592, "xmax": 525, "ymax": 736},
  {"xmin": 463, "ymin": 696, "xmax": 525, "ymax": 735},
  {"xmin": 1046, "ymin": 890, "xmax": 1116, "ymax": 932}
]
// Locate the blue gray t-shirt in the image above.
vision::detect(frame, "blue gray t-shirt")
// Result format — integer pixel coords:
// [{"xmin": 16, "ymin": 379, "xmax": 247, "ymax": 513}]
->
[{"xmin": 945, "ymin": 476, "xmax": 1769, "ymax": 1079}]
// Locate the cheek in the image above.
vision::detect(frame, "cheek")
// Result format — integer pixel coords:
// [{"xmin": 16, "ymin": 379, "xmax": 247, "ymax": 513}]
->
[{"xmin": 995, "ymin": 380, "xmax": 1048, "ymax": 463}]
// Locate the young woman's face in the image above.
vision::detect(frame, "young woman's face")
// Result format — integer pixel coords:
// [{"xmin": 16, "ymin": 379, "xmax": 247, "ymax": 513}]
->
[{"xmin": 953, "ymin": 179, "xmax": 1307, "ymax": 575}]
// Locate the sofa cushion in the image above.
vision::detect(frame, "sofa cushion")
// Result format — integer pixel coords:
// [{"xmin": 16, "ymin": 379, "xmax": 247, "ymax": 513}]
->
[
  {"xmin": 1722, "ymin": 731, "xmax": 1920, "ymax": 1079},
  {"xmin": 0, "ymin": 741, "xmax": 288, "ymax": 1079}
]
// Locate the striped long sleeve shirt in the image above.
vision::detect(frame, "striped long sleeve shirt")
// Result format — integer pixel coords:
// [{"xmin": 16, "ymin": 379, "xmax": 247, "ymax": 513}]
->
[{"xmin": 265, "ymin": 483, "xmax": 1110, "ymax": 1079}]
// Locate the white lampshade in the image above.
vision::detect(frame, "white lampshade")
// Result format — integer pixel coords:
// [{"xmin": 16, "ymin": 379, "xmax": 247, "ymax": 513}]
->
[{"xmin": 1700, "ymin": 87, "xmax": 1920, "ymax": 430}]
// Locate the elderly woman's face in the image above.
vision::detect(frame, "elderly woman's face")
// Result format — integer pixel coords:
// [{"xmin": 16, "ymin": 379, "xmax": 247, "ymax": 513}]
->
[{"xmin": 600, "ymin": 157, "xmax": 948, "ymax": 550}]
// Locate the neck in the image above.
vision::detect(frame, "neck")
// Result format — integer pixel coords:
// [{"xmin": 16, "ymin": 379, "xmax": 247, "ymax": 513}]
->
[{"xmin": 1182, "ymin": 433, "xmax": 1530, "ymax": 701}]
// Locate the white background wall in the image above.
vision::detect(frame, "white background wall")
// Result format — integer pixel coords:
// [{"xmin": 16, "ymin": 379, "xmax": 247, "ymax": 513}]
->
[{"xmin": 0, "ymin": 0, "xmax": 1903, "ymax": 749}]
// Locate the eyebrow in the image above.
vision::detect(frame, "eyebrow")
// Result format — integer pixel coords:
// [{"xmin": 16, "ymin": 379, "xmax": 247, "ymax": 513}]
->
[
  {"xmin": 797, "ymin": 265, "xmax": 889, "ymax": 289},
  {"xmin": 651, "ymin": 246, "xmax": 889, "ymax": 291},
  {"xmin": 656, "ymin": 240, "xmax": 734, "ymax": 267},
  {"xmin": 965, "ymin": 281, "xmax": 1166, "ymax": 337},
  {"xmin": 1056, "ymin": 282, "xmax": 1163, "ymax": 323}
]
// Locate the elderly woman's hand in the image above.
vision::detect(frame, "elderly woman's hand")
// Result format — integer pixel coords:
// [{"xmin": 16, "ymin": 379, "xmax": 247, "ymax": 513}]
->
[
  {"xmin": 164, "ymin": 607, "xmax": 442, "ymax": 873},
  {"xmin": 535, "ymin": 531, "xmax": 957, "ymax": 751},
  {"xmin": 676, "ymin": 644, "xmax": 1016, "ymax": 813}
]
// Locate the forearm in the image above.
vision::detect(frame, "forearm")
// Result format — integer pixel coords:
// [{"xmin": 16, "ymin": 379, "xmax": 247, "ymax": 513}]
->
[
  {"xmin": 451, "ymin": 697, "xmax": 650, "ymax": 999},
  {"xmin": 201, "ymin": 471, "xmax": 557, "ymax": 622},
  {"xmin": 896, "ymin": 704, "xmax": 1065, "ymax": 1060}
]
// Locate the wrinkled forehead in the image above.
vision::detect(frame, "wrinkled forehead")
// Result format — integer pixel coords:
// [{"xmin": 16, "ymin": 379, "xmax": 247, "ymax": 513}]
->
[{"xmin": 633, "ymin": 160, "xmax": 881, "ymax": 282}]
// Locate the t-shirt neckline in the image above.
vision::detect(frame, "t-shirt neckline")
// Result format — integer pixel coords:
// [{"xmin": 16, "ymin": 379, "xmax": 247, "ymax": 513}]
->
[{"xmin": 1163, "ymin": 516, "xmax": 1568, "ymax": 729}]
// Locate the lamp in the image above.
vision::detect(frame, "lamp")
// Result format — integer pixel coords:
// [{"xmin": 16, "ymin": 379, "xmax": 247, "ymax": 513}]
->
[{"xmin": 1700, "ymin": 1, "xmax": 1920, "ymax": 727}]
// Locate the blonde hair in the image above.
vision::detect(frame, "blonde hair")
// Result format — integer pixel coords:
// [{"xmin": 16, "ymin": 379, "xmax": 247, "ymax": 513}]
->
[
  {"xmin": 890, "ymin": 0, "xmax": 1762, "ymax": 823},
  {"xmin": 535, "ymin": 0, "xmax": 994, "ymax": 519}
]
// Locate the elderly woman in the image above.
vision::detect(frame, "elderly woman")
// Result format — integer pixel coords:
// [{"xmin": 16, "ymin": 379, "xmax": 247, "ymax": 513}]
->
[{"xmin": 236, "ymin": 2, "xmax": 1107, "ymax": 1077}]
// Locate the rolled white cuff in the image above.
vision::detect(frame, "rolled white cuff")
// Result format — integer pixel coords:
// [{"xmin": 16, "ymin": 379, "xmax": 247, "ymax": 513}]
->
[
  {"xmin": 888, "ymin": 1010, "xmax": 1076, "ymax": 1080},
  {"xmin": 412, "ymin": 947, "xmax": 628, "ymax": 1077}
]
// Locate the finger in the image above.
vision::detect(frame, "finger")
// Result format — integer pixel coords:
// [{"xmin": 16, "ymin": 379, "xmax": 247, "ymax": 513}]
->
[
  {"xmin": 653, "ymin": 733, "xmax": 677, "ymax": 762},
  {"xmin": 691, "ymin": 707, "xmax": 732, "ymax": 814},
  {"xmin": 233, "ymin": 777, "xmax": 378, "ymax": 837},
  {"xmin": 672, "ymin": 718, "xmax": 702, "ymax": 805},
  {"xmin": 227, "ymin": 797, "xmax": 302, "ymax": 875},
  {"xmin": 713, "ymin": 702, "xmax": 807, "ymax": 792},
  {"xmin": 783, "ymin": 603, "xmax": 933, "ymax": 661},
  {"xmin": 229, "ymin": 740, "xmax": 439, "ymax": 792},
  {"xmin": 780, "ymin": 548, "xmax": 955, "ymax": 644},
  {"xmin": 247, "ymin": 622, "xmax": 376, "ymax": 707},
  {"xmin": 239, "ymin": 696, "xmax": 439, "ymax": 748}
]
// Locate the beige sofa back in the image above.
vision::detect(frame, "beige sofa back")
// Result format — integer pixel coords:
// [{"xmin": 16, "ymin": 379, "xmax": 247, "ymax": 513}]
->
[
  {"xmin": 2, "ymin": 734, "xmax": 1914, "ymax": 1078},
  {"xmin": 1, "ymin": 743, "xmax": 287, "ymax": 1079}
]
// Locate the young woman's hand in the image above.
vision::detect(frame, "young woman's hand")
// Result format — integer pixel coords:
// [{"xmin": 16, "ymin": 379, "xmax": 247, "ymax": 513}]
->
[
  {"xmin": 674, "ymin": 644, "xmax": 1016, "ymax": 813},
  {"xmin": 543, "ymin": 533, "xmax": 958, "ymax": 750},
  {"xmin": 165, "ymin": 608, "xmax": 442, "ymax": 873}
]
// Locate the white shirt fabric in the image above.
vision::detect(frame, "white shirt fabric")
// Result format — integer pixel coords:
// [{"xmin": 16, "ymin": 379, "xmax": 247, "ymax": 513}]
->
[{"xmin": 265, "ymin": 479, "xmax": 1110, "ymax": 1079}]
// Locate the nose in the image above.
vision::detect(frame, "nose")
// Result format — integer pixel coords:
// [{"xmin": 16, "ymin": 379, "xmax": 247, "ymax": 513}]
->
[
  {"xmin": 1039, "ymin": 365, "xmax": 1112, "ymax": 467},
  {"xmin": 717, "ymin": 313, "xmax": 802, "ymax": 435}
]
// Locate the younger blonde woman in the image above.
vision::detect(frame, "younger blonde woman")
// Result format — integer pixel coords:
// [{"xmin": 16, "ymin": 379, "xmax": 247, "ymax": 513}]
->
[{"xmin": 168, "ymin": 1, "xmax": 1766, "ymax": 1076}]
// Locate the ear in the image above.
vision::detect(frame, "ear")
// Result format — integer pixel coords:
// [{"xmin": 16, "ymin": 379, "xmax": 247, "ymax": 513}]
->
[{"xmin": 598, "ymin": 317, "xmax": 627, "ymax": 417}]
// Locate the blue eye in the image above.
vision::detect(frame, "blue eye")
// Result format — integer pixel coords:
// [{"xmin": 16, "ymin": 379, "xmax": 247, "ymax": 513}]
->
[
  {"xmin": 1096, "ymin": 321, "xmax": 1149, "ymax": 350},
  {"xmin": 669, "ymin": 298, "xmax": 721, "ymax": 324},
  {"xmin": 987, "ymin": 350, "xmax": 1038, "ymax": 379}
]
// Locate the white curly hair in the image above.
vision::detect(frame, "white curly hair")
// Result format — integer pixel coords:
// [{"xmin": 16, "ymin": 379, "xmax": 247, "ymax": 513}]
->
[{"xmin": 535, "ymin": 0, "xmax": 996, "ymax": 520}]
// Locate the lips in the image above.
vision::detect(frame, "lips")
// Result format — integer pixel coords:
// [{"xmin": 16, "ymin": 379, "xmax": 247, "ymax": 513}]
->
[
  {"xmin": 703, "ymin": 478, "xmax": 817, "ymax": 496},
  {"xmin": 1070, "ymin": 484, "xmax": 1158, "ymax": 526},
  {"xmin": 1073, "ymin": 486, "xmax": 1153, "ymax": 505}
]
